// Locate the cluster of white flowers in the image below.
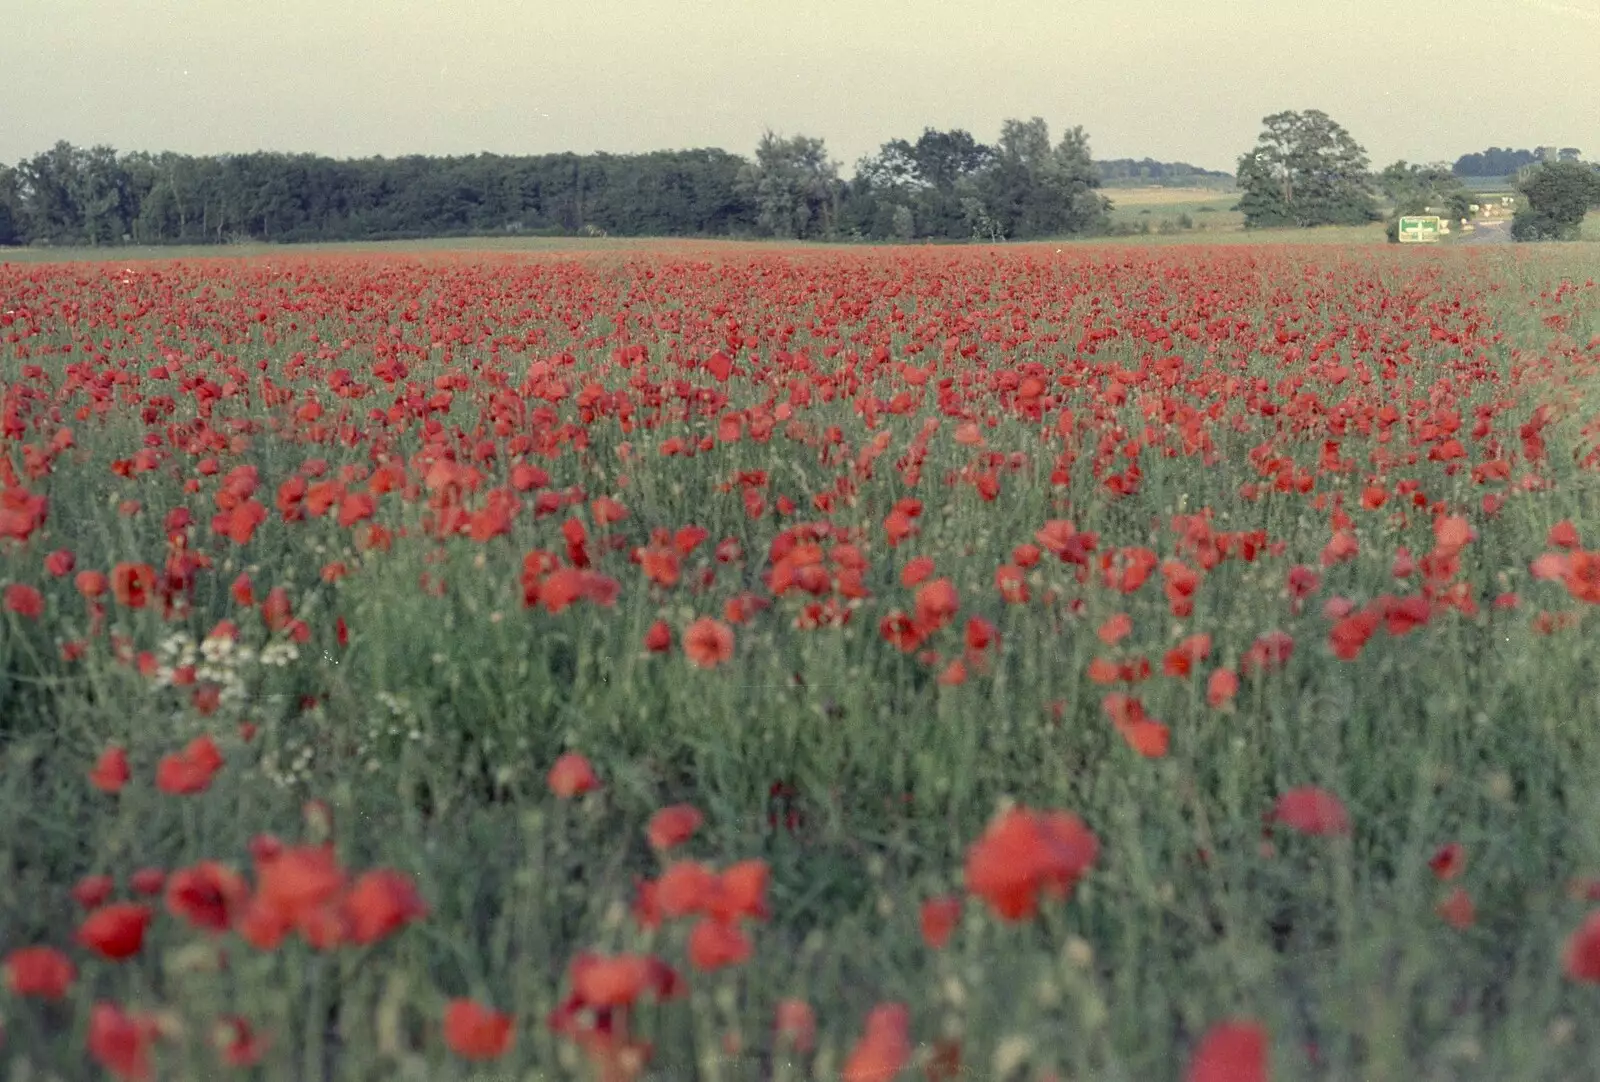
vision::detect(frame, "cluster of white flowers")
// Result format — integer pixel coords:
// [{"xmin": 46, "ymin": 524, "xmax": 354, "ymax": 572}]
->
[
  {"xmin": 353, "ymin": 691, "xmax": 429, "ymax": 774},
  {"xmin": 151, "ymin": 633, "xmax": 235, "ymax": 705},
  {"xmin": 149, "ymin": 629, "xmax": 296, "ymax": 710},
  {"xmin": 259, "ymin": 716, "xmax": 319, "ymax": 790}
]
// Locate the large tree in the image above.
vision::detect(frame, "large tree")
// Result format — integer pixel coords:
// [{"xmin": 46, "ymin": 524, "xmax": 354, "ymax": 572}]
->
[
  {"xmin": 979, "ymin": 117, "xmax": 1108, "ymax": 240},
  {"xmin": 736, "ymin": 132, "xmax": 840, "ymax": 240},
  {"xmin": 1236, "ymin": 110, "xmax": 1378, "ymax": 228},
  {"xmin": 1512, "ymin": 161, "xmax": 1600, "ymax": 241},
  {"xmin": 0, "ymin": 164, "xmax": 23, "ymax": 245},
  {"xmin": 848, "ymin": 128, "xmax": 996, "ymax": 240}
]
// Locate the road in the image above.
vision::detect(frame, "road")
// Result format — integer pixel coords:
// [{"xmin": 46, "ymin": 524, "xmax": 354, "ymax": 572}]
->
[{"xmin": 1459, "ymin": 219, "xmax": 1512, "ymax": 245}]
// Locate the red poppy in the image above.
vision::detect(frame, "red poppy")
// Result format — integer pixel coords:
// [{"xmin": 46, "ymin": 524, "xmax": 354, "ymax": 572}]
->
[
  {"xmin": 3, "ymin": 583, "xmax": 43, "ymax": 619},
  {"xmin": 1097, "ymin": 613, "xmax": 1133, "ymax": 645},
  {"xmin": 655, "ymin": 861, "xmax": 720, "ymax": 918},
  {"xmin": 964, "ymin": 807, "xmax": 1099, "ymax": 920},
  {"xmin": 683, "ymin": 617, "xmax": 735, "ymax": 668},
  {"xmin": 443, "ymin": 999, "xmax": 515, "ymax": 1061},
  {"xmin": 341, "ymin": 868, "xmax": 429, "ymax": 944},
  {"xmin": 842, "ymin": 1003, "xmax": 911, "ymax": 1082},
  {"xmin": 77, "ymin": 903, "xmax": 153, "ymax": 961},
  {"xmin": 1186, "ymin": 1020, "xmax": 1268, "ymax": 1082},
  {"xmin": 1269, "ymin": 788, "xmax": 1350, "ymax": 837},
  {"xmin": 5, "ymin": 945, "xmax": 76, "ymax": 999},
  {"xmin": 156, "ymin": 736, "xmax": 223, "ymax": 795},
  {"xmin": 775, "ymin": 997, "xmax": 817, "ymax": 1054},
  {"xmin": 110, "ymin": 563, "xmax": 155, "ymax": 609},
  {"xmin": 548, "ymin": 752, "xmax": 600, "ymax": 798},
  {"xmin": 920, "ymin": 895, "xmax": 962, "ymax": 949},
  {"xmin": 88, "ymin": 1002, "xmax": 160, "ymax": 1081},
  {"xmin": 213, "ymin": 1016, "xmax": 269, "ymax": 1067},
  {"xmin": 130, "ymin": 868, "xmax": 167, "ymax": 896},
  {"xmin": 1566, "ymin": 910, "xmax": 1600, "ymax": 981},
  {"xmin": 89, "ymin": 746, "xmax": 131, "ymax": 793},
  {"xmin": 647, "ymin": 804, "xmax": 704, "ymax": 851},
  {"xmin": 166, "ymin": 862, "xmax": 249, "ymax": 932},
  {"xmin": 643, "ymin": 619, "xmax": 673, "ymax": 652},
  {"xmin": 1436, "ymin": 887, "xmax": 1475, "ymax": 929},
  {"xmin": 1428, "ymin": 843, "xmax": 1465, "ymax": 881},
  {"xmin": 687, "ymin": 917, "xmax": 751, "ymax": 971},
  {"xmin": 72, "ymin": 875, "xmax": 115, "ymax": 909}
]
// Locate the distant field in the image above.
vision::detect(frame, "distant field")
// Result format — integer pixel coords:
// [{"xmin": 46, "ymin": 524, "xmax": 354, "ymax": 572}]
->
[
  {"xmin": 1103, "ymin": 185, "xmax": 1238, "ymax": 206},
  {"xmin": 1104, "ymin": 187, "xmax": 1244, "ymax": 234},
  {"xmin": 1457, "ymin": 175, "xmax": 1517, "ymax": 192},
  {"xmin": 3, "ymin": 210, "xmax": 1590, "ymax": 265}
]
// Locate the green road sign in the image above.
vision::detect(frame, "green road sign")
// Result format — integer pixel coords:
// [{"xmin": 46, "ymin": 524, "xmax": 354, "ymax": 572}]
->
[{"xmin": 1398, "ymin": 215, "xmax": 1443, "ymax": 243}]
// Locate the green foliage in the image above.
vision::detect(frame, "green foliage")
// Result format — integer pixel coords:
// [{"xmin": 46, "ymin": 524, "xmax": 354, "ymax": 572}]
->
[
  {"xmin": 977, "ymin": 118, "xmax": 1110, "ymax": 240},
  {"xmin": 1096, "ymin": 158, "xmax": 1234, "ymax": 187},
  {"xmin": 1236, "ymin": 110, "xmax": 1379, "ymax": 229},
  {"xmin": 1512, "ymin": 161, "xmax": 1600, "ymax": 241},
  {"xmin": 736, "ymin": 131, "xmax": 842, "ymax": 240},
  {"xmin": 0, "ymin": 164, "xmax": 22, "ymax": 245},
  {"xmin": 3, "ymin": 143, "xmax": 758, "ymax": 245}
]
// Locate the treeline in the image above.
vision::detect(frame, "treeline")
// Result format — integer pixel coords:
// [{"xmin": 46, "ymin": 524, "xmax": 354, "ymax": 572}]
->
[
  {"xmin": 1452, "ymin": 146, "xmax": 1583, "ymax": 177},
  {"xmin": 1096, "ymin": 158, "xmax": 1232, "ymax": 187},
  {"xmin": 0, "ymin": 120, "xmax": 1117, "ymax": 248}
]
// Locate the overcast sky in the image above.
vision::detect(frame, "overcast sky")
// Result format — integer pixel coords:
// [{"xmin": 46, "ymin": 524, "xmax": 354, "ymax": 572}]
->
[{"xmin": 3, "ymin": 0, "xmax": 1597, "ymax": 175}]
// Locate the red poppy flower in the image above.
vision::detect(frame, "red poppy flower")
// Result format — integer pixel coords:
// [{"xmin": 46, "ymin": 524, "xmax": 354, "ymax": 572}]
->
[
  {"xmin": 443, "ymin": 999, "xmax": 514, "ymax": 1061},
  {"xmin": 72, "ymin": 875, "xmax": 115, "ymax": 910},
  {"xmin": 1428, "ymin": 843, "xmax": 1465, "ymax": 881},
  {"xmin": 548, "ymin": 752, "xmax": 600, "ymax": 798},
  {"xmin": 166, "ymin": 862, "xmax": 249, "ymax": 932},
  {"xmin": 964, "ymin": 807, "xmax": 1099, "ymax": 921},
  {"xmin": 843, "ymin": 1003, "xmax": 911, "ymax": 1082},
  {"xmin": 77, "ymin": 903, "xmax": 153, "ymax": 961},
  {"xmin": 687, "ymin": 917, "xmax": 751, "ymax": 971},
  {"xmin": 920, "ymin": 895, "xmax": 962, "ymax": 949},
  {"xmin": 213, "ymin": 1016, "xmax": 269, "ymax": 1067},
  {"xmin": 88, "ymin": 1002, "xmax": 160, "ymax": 1081},
  {"xmin": 647, "ymin": 804, "xmax": 704, "ymax": 851},
  {"xmin": 3, "ymin": 583, "xmax": 43, "ymax": 619},
  {"xmin": 1436, "ymin": 887, "xmax": 1475, "ymax": 929},
  {"xmin": 341, "ymin": 868, "xmax": 429, "ymax": 945},
  {"xmin": 1269, "ymin": 787, "xmax": 1350, "ymax": 837},
  {"xmin": 775, "ymin": 997, "xmax": 817, "ymax": 1053},
  {"xmin": 1186, "ymin": 1020, "xmax": 1268, "ymax": 1082},
  {"xmin": 5, "ymin": 945, "xmax": 76, "ymax": 999},
  {"xmin": 89, "ymin": 746, "xmax": 131, "ymax": 793},
  {"xmin": 683, "ymin": 617, "xmax": 734, "ymax": 668}
]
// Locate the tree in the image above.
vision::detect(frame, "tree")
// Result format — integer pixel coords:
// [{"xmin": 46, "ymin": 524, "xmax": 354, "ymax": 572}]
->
[
  {"xmin": 1453, "ymin": 147, "xmax": 1540, "ymax": 177},
  {"xmin": 979, "ymin": 117, "xmax": 1108, "ymax": 239},
  {"xmin": 1235, "ymin": 110, "xmax": 1378, "ymax": 228},
  {"xmin": 16, "ymin": 141, "xmax": 87, "ymax": 242},
  {"xmin": 1512, "ymin": 161, "xmax": 1600, "ymax": 241},
  {"xmin": 904, "ymin": 128, "xmax": 994, "ymax": 239},
  {"xmin": 737, "ymin": 131, "xmax": 840, "ymax": 240},
  {"xmin": 0, "ymin": 165, "xmax": 24, "ymax": 245}
]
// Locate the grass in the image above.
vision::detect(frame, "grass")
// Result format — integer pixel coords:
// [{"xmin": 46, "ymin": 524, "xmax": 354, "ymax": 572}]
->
[
  {"xmin": 2, "ymin": 241, "xmax": 1600, "ymax": 1081},
  {"xmin": 1103, "ymin": 188, "xmax": 1244, "ymax": 235}
]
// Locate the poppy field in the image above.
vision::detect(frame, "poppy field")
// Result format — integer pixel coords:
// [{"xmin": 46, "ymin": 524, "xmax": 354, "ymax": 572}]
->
[{"xmin": 3, "ymin": 241, "xmax": 1600, "ymax": 1081}]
